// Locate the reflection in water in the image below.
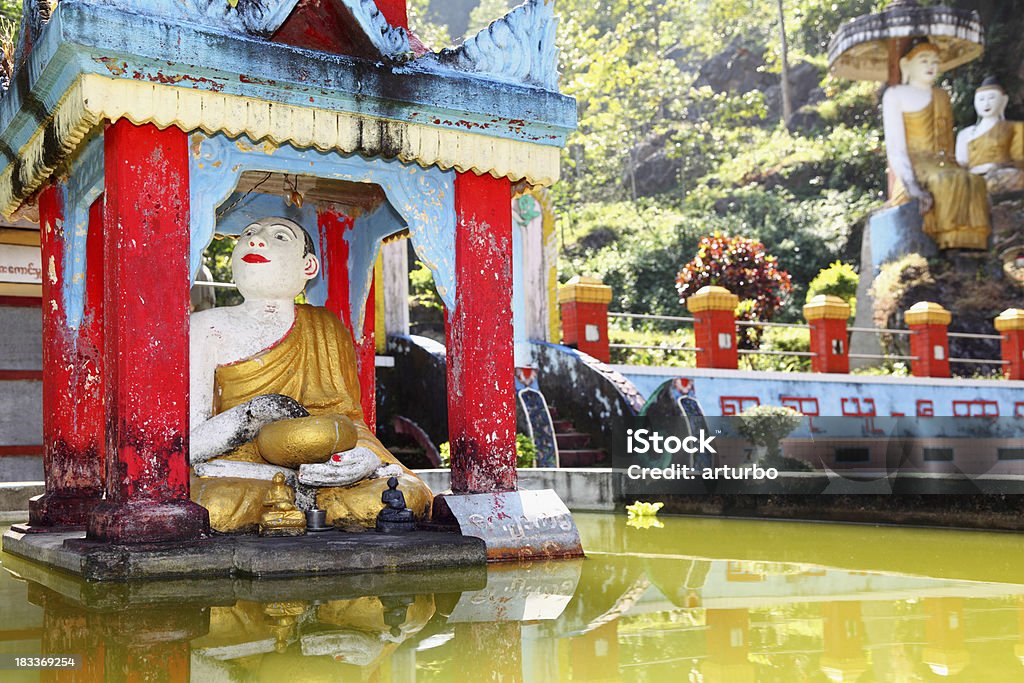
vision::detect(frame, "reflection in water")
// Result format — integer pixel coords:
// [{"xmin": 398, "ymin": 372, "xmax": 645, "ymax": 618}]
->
[{"xmin": 3, "ymin": 514, "xmax": 1024, "ymax": 681}]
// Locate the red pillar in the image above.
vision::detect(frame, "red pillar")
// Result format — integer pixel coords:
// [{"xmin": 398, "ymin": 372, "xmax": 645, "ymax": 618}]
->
[
  {"xmin": 318, "ymin": 206, "xmax": 377, "ymax": 430},
  {"xmin": 702, "ymin": 609, "xmax": 754, "ymax": 683},
  {"xmin": 454, "ymin": 622, "xmax": 522, "ymax": 682},
  {"xmin": 820, "ymin": 602, "xmax": 867, "ymax": 682},
  {"xmin": 687, "ymin": 286, "xmax": 739, "ymax": 370},
  {"xmin": 906, "ymin": 301, "xmax": 951, "ymax": 378},
  {"xmin": 558, "ymin": 275, "xmax": 612, "ymax": 362},
  {"xmin": 803, "ymin": 295, "xmax": 851, "ymax": 374},
  {"xmin": 28, "ymin": 184, "xmax": 103, "ymax": 528},
  {"xmin": 447, "ymin": 171, "xmax": 516, "ymax": 494},
  {"xmin": 87, "ymin": 120, "xmax": 208, "ymax": 543},
  {"xmin": 995, "ymin": 309, "xmax": 1024, "ymax": 380}
]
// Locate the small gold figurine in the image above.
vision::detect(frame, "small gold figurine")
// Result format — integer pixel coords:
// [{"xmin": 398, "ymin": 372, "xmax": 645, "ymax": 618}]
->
[{"xmin": 258, "ymin": 473, "xmax": 307, "ymax": 537}]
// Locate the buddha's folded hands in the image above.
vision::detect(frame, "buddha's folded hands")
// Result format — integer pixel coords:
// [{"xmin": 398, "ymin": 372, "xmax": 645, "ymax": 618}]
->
[{"xmin": 255, "ymin": 413, "xmax": 358, "ymax": 468}]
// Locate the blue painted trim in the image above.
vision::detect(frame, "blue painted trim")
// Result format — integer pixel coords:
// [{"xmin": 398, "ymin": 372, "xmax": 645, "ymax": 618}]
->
[
  {"xmin": 61, "ymin": 133, "xmax": 104, "ymax": 331},
  {"xmin": 85, "ymin": 0, "xmax": 301, "ymax": 37},
  {"xmin": 342, "ymin": 202, "xmax": 404, "ymax": 328},
  {"xmin": 0, "ymin": 1, "xmax": 575, "ymax": 176},
  {"xmin": 511, "ymin": 203, "xmax": 527, "ymax": 364},
  {"xmin": 189, "ymin": 133, "xmax": 456, "ymax": 327}
]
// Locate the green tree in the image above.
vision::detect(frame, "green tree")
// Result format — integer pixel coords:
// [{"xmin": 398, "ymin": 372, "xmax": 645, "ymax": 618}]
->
[
  {"xmin": 807, "ymin": 261, "xmax": 859, "ymax": 316},
  {"xmin": 0, "ymin": 1, "xmax": 18, "ymax": 23},
  {"xmin": 466, "ymin": 0, "xmax": 511, "ymax": 36},
  {"xmin": 408, "ymin": 0, "xmax": 451, "ymax": 49}
]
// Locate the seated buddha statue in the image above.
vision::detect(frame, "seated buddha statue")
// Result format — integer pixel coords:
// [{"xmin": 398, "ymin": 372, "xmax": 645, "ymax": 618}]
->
[
  {"xmin": 955, "ymin": 77, "xmax": 1024, "ymax": 195},
  {"xmin": 189, "ymin": 217, "xmax": 432, "ymax": 533},
  {"xmin": 882, "ymin": 38, "xmax": 991, "ymax": 250}
]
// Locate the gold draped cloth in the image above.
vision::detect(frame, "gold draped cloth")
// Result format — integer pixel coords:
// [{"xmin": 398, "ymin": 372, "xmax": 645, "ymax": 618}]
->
[
  {"xmin": 967, "ymin": 121, "xmax": 1024, "ymax": 194},
  {"xmin": 967, "ymin": 120, "xmax": 1024, "ymax": 168},
  {"xmin": 891, "ymin": 88, "xmax": 990, "ymax": 250},
  {"xmin": 191, "ymin": 305, "xmax": 433, "ymax": 532}
]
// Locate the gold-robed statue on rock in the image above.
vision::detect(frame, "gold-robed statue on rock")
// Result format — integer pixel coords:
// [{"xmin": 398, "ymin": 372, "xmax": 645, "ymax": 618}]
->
[
  {"xmin": 882, "ymin": 38, "xmax": 991, "ymax": 250},
  {"xmin": 956, "ymin": 76, "xmax": 1024, "ymax": 195},
  {"xmin": 188, "ymin": 217, "xmax": 432, "ymax": 533}
]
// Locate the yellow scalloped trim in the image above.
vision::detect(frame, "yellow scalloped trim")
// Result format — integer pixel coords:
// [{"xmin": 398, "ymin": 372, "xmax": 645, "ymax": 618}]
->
[{"xmin": 0, "ymin": 74, "xmax": 562, "ymax": 217}]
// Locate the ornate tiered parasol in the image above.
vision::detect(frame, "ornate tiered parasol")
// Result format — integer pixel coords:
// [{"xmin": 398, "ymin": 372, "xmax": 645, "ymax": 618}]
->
[{"xmin": 828, "ymin": 0, "xmax": 985, "ymax": 84}]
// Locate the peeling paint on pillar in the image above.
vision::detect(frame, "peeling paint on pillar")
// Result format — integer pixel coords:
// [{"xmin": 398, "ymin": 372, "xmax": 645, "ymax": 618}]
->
[
  {"xmin": 447, "ymin": 171, "xmax": 516, "ymax": 494},
  {"xmin": 87, "ymin": 119, "xmax": 208, "ymax": 543},
  {"xmin": 29, "ymin": 183, "xmax": 104, "ymax": 527},
  {"xmin": 317, "ymin": 205, "xmax": 377, "ymax": 429}
]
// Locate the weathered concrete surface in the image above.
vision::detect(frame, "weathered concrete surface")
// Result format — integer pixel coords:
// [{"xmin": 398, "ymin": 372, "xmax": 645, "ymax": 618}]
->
[
  {"xmin": 0, "ymin": 481, "xmax": 43, "ymax": 514},
  {"xmin": 0, "ymin": 306, "xmax": 41, "ymax": 369},
  {"xmin": 416, "ymin": 468, "xmax": 615, "ymax": 511},
  {"xmin": 850, "ymin": 203, "xmax": 938, "ymax": 365},
  {"xmin": 1, "ymin": 548, "xmax": 486, "ymax": 611},
  {"xmin": 0, "ymin": 381, "xmax": 42, "ymax": 459},
  {"xmin": 0, "ymin": 305, "xmax": 43, "ymax": 486},
  {"xmin": 0, "ymin": 457, "xmax": 42, "ymax": 483},
  {"xmin": 2, "ymin": 527, "xmax": 486, "ymax": 581}
]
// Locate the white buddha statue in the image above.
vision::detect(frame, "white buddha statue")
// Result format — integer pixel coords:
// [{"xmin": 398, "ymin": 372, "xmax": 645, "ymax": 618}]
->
[
  {"xmin": 955, "ymin": 76, "xmax": 1024, "ymax": 194},
  {"xmin": 882, "ymin": 38, "xmax": 990, "ymax": 250},
  {"xmin": 189, "ymin": 217, "xmax": 432, "ymax": 532}
]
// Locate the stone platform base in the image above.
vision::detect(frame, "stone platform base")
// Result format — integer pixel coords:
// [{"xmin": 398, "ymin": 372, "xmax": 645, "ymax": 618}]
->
[{"xmin": 2, "ymin": 527, "xmax": 485, "ymax": 581}]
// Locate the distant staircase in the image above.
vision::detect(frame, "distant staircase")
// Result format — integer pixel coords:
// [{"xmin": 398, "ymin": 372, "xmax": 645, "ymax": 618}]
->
[{"xmin": 550, "ymin": 405, "xmax": 607, "ymax": 468}]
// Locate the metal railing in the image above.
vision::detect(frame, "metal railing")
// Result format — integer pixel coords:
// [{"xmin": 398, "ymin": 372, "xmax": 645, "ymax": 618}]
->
[{"xmin": 608, "ymin": 311, "xmax": 1008, "ymax": 371}]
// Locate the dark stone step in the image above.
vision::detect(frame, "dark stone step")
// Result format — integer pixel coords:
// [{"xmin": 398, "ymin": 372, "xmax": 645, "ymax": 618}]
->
[
  {"xmin": 559, "ymin": 449, "xmax": 608, "ymax": 467},
  {"xmin": 556, "ymin": 432, "xmax": 591, "ymax": 450},
  {"xmin": 551, "ymin": 419, "xmax": 574, "ymax": 433}
]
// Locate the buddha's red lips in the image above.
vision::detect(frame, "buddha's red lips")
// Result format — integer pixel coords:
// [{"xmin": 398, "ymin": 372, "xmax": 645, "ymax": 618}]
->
[{"xmin": 241, "ymin": 253, "xmax": 270, "ymax": 263}]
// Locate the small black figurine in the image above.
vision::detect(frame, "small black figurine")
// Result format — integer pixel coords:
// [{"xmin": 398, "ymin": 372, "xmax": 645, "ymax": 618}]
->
[{"xmin": 376, "ymin": 476, "xmax": 417, "ymax": 533}]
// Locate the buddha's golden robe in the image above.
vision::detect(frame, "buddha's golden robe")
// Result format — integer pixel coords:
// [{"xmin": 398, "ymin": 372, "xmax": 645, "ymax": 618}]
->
[
  {"xmin": 891, "ymin": 88, "xmax": 991, "ymax": 250},
  {"xmin": 191, "ymin": 305, "xmax": 433, "ymax": 533},
  {"xmin": 967, "ymin": 120, "xmax": 1024, "ymax": 194}
]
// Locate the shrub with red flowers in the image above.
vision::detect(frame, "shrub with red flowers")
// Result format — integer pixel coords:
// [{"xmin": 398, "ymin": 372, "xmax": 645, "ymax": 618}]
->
[{"xmin": 675, "ymin": 232, "xmax": 793, "ymax": 322}]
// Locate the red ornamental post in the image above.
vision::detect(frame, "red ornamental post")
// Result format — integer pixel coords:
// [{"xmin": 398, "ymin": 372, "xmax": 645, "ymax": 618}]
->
[
  {"xmin": 558, "ymin": 275, "xmax": 612, "ymax": 362},
  {"xmin": 87, "ymin": 119, "xmax": 208, "ymax": 543},
  {"xmin": 995, "ymin": 309, "xmax": 1024, "ymax": 380},
  {"xmin": 803, "ymin": 295, "xmax": 852, "ymax": 374},
  {"xmin": 905, "ymin": 301, "xmax": 951, "ymax": 378},
  {"xmin": 687, "ymin": 286, "xmax": 739, "ymax": 370},
  {"xmin": 28, "ymin": 184, "xmax": 103, "ymax": 527},
  {"xmin": 447, "ymin": 171, "xmax": 516, "ymax": 494},
  {"xmin": 317, "ymin": 206, "xmax": 378, "ymax": 431}
]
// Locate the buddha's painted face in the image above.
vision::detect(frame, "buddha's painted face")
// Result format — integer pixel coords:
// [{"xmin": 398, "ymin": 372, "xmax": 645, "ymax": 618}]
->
[
  {"xmin": 974, "ymin": 87, "xmax": 1008, "ymax": 121},
  {"xmin": 901, "ymin": 50, "xmax": 941, "ymax": 87},
  {"xmin": 232, "ymin": 217, "xmax": 319, "ymax": 301}
]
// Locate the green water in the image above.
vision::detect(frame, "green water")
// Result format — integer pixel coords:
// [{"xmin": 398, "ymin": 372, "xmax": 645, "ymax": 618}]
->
[{"xmin": 3, "ymin": 514, "xmax": 1024, "ymax": 681}]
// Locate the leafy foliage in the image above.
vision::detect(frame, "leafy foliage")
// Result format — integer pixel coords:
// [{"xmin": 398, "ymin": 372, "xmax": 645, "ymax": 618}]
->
[
  {"xmin": 547, "ymin": 0, "xmax": 888, "ymax": 330},
  {"xmin": 408, "ymin": 0, "xmax": 451, "ymax": 48},
  {"xmin": 736, "ymin": 404, "xmax": 808, "ymax": 470},
  {"xmin": 807, "ymin": 260, "xmax": 859, "ymax": 316},
  {"xmin": 439, "ymin": 435, "xmax": 536, "ymax": 468},
  {"xmin": 676, "ymin": 232, "xmax": 793, "ymax": 322}
]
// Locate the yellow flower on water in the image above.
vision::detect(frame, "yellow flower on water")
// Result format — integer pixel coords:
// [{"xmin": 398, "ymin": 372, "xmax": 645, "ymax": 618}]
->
[
  {"xmin": 626, "ymin": 501, "xmax": 664, "ymax": 518},
  {"xmin": 626, "ymin": 516, "xmax": 664, "ymax": 530}
]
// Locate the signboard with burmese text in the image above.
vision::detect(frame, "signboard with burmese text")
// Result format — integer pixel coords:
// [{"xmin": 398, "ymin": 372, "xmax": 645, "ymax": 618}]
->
[{"xmin": 0, "ymin": 244, "xmax": 43, "ymax": 284}]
